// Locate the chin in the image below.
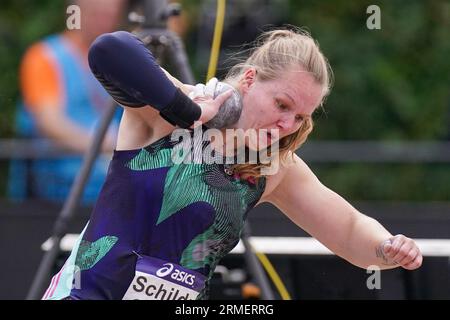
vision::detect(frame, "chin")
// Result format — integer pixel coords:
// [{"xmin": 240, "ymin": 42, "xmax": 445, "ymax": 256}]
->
[{"xmin": 245, "ymin": 138, "xmax": 271, "ymax": 152}]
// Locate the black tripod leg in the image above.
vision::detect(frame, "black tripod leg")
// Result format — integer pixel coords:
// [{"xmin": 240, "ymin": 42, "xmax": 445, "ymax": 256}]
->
[
  {"xmin": 166, "ymin": 32, "xmax": 196, "ymax": 85},
  {"xmin": 26, "ymin": 101, "xmax": 117, "ymax": 300}
]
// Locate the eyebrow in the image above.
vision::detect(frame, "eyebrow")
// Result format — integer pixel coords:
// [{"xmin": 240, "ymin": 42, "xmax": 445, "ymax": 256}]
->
[
  {"xmin": 282, "ymin": 92, "xmax": 296, "ymax": 106},
  {"xmin": 280, "ymin": 92, "xmax": 311, "ymax": 118},
  {"xmin": 282, "ymin": 92, "xmax": 304, "ymax": 113}
]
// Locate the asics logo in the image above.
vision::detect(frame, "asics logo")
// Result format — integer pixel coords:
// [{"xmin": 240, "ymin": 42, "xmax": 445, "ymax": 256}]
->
[
  {"xmin": 156, "ymin": 263, "xmax": 195, "ymax": 286},
  {"xmin": 156, "ymin": 263, "xmax": 174, "ymax": 277}
]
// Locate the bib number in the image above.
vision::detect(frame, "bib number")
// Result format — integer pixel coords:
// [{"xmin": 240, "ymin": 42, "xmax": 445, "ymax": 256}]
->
[{"xmin": 123, "ymin": 255, "xmax": 206, "ymax": 300}]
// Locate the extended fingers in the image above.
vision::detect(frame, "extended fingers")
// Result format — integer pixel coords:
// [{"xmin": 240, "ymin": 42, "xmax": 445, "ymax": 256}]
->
[
  {"xmin": 214, "ymin": 89, "xmax": 233, "ymax": 105},
  {"xmin": 192, "ymin": 88, "xmax": 232, "ymax": 104},
  {"xmin": 204, "ymin": 77, "xmax": 219, "ymax": 97}
]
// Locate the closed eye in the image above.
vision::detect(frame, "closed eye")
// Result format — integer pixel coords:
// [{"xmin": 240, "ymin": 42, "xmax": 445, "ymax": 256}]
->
[
  {"xmin": 276, "ymin": 98, "xmax": 305, "ymax": 122},
  {"xmin": 276, "ymin": 100, "xmax": 288, "ymax": 111}
]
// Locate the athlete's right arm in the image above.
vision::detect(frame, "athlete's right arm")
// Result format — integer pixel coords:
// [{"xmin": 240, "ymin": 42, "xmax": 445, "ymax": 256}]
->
[{"xmin": 88, "ymin": 31, "xmax": 201, "ymax": 129}]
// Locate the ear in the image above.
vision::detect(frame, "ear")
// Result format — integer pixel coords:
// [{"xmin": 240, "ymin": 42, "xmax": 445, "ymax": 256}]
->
[{"xmin": 239, "ymin": 68, "xmax": 257, "ymax": 94}]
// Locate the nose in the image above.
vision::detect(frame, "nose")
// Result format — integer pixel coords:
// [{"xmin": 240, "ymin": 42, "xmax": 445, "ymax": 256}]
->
[{"xmin": 277, "ymin": 115, "xmax": 297, "ymax": 134}]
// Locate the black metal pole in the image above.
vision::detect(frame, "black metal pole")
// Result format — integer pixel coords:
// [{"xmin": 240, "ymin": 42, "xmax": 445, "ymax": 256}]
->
[
  {"xmin": 241, "ymin": 222, "xmax": 275, "ymax": 300},
  {"xmin": 26, "ymin": 102, "xmax": 117, "ymax": 300}
]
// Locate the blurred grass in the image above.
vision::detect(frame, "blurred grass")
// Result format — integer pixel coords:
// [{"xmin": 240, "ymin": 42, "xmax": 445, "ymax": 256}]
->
[
  {"xmin": 1, "ymin": 0, "xmax": 449, "ymax": 201},
  {"xmin": 312, "ymin": 163, "xmax": 450, "ymax": 201}
]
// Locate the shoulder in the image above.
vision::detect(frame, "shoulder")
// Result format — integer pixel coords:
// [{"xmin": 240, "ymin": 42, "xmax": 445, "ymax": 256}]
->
[
  {"xmin": 20, "ymin": 40, "xmax": 63, "ymax": 110},
  {"xmin": 258, "ymin": 151, "xmax": 313, "ymax": 204},
  {"xmin": 21, "ymin": 41, "xmax": 54, "ymax": 70},
  {"xmin": 116, "ymin": 107, "xmax": 176, "ymax": 150}
]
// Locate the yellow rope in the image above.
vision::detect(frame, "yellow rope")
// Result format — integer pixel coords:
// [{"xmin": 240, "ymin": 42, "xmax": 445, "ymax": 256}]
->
[
  {"xmin": 254, "ymin": 248, "xmax": 292, "ymax": 300},
  {"xmin": 206, "ymin": 0, "xmax": 226, "ymax": 82}
]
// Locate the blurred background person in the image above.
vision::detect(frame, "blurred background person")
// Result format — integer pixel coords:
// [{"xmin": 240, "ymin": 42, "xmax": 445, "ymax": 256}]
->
[{"xmin": 8, "ymin": 0, "xmax": 128, "ymax": 205}]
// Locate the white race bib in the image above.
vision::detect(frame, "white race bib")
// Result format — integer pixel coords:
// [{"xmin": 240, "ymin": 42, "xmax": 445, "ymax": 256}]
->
[{"xmin": 123, "ymin": 255, "xmax": 206, "ymax": 300}]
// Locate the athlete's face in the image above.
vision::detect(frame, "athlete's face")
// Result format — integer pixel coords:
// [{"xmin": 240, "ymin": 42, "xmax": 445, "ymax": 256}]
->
[{"xmin": 235, "ymin": 67, "xmax": 324, "ymax": 150}]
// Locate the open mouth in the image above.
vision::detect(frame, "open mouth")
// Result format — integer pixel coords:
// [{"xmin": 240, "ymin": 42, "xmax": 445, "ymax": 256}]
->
[{"xmin": 266, "ymin": 131, "xmax": 278, "ymax": 144}]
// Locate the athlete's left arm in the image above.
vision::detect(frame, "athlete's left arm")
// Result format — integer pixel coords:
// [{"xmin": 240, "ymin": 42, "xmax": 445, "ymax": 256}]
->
[{"xmin": 265, "ymin": 154, "xmax": 422, "ymax": 270}]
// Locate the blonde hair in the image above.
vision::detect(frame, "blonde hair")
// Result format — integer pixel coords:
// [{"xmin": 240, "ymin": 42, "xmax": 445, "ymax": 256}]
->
[{"xmin": 224, "ymin": 27, "xmax": 333, "ymax": 179}]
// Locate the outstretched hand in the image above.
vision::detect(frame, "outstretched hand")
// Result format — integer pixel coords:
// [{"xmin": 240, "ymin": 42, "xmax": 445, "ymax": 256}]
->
[
  {"xmin": 193, "ymin": 90, "xmax": 233, "ymax": 126},
  {"xmin": 377, "ymin": 234, "xmax": 423, "ymax": 270}
]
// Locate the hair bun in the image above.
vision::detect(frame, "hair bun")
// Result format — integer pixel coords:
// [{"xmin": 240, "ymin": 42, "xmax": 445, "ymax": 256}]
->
[{"xmin": 266, "ymin": 29, "xmax": 294, "ymax": 42}]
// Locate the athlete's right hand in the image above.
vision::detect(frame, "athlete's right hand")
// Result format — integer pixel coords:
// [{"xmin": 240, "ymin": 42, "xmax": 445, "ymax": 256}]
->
[{"xmin": 189, "ymin": 85, "xmax": 233, "ymax": 128}]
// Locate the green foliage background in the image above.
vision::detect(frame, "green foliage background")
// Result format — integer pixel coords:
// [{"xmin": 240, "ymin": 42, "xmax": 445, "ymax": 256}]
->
[
  {"xmin": 0, "ymin": 1, "xmax": 66, "ymax": 137},
  {"xmin": 1, "ymin": 0, "xmax": 449, "ymax": 201}
]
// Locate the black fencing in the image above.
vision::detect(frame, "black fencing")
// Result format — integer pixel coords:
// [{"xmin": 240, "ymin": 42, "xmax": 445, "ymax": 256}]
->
[{"xmin": 1, "ymin": 199, "xmax": 450, "ymax": 300}]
